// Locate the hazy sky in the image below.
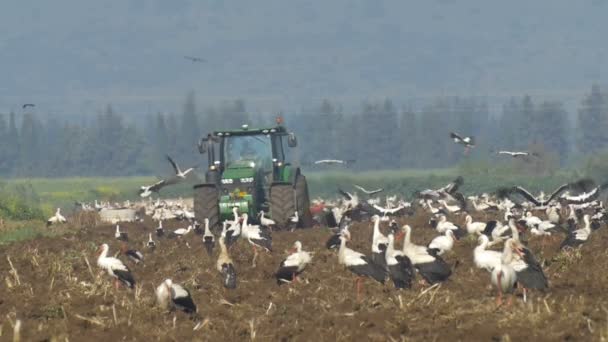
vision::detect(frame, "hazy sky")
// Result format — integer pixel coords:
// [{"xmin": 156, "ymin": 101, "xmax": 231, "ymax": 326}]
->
[{"xmin": 1, "ymin": 0, "xmax": 607, "ymax": 115}]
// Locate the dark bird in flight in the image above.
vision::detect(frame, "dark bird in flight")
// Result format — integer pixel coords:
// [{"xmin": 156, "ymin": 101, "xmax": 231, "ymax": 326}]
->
[
  {"xmin": 22, "ymin": 104, "xmax": 35, "ymax": 109},
  {"xmin": 450, "ymin": 132, "xmax": 475, "ymax": 154},
  {"xmin": 184, "ymin": 56, "xmax": 206, "ymax": 63}
]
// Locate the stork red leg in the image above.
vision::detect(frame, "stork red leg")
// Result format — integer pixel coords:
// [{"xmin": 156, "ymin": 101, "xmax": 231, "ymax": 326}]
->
[
  {"xmin": 355, "ymin": 277, "xmax": 364, "ymax": 302},
  {"xmin": 495, "ymin": 271, "xmax": 503, "ymax": 306},
  {"xmin": 252, "ymin": 245, "xmax": 258, "ymax": 268}
]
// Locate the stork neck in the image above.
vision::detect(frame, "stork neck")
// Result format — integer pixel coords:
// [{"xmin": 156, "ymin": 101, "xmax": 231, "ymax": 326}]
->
[
  {"xmin": 502, "ymin": 241, "xmax": 514, "ymax": 264},
  {"xmin": 386, "ymin": 235, "xmax": 395, "ymax": 255}
]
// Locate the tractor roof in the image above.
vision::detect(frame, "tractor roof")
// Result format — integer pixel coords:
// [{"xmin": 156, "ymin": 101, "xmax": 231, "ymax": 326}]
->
[{"xmin": 213, "ymin": 125, "xmax": 288, "ymax": 137}]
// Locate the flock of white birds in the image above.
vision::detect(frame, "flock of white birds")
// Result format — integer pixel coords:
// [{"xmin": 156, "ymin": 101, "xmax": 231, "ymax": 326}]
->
[{"xmin": 44, "ymin": 175, "xmax": 608, "ymax": 314}]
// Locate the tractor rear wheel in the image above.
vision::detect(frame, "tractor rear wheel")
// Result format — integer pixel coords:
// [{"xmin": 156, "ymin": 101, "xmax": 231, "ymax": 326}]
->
[
  {"xmin": 194, "ymin": 185, "xmax": 219, "ymax": 231},
  {"xmin": 270, "ymin": 183, "xmax": 295, "ymax": 230},
  {"xmin": 270, "ymin": 175, "xmax": 313, "ymax": 229},
  {"xmin": 295, "ymin": 175, "xmax": 314, "ymax": 228}
]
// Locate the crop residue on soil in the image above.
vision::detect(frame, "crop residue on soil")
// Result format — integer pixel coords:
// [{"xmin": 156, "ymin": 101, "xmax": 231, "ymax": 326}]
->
[{"xmin": 1, "ymin": 213, "xmax": 608, "ymax": 341}]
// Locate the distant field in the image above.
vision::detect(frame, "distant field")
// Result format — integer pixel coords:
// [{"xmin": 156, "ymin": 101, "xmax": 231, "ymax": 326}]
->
[{"xmin": 2, "ymin": 168, "xmax": 581, "ymax": 214}]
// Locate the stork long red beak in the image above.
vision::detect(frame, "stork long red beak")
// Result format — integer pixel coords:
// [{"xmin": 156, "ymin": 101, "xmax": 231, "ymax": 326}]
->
[{"xmin": 395, "ymin": 231, "xmax": 405, "ymax": 242}]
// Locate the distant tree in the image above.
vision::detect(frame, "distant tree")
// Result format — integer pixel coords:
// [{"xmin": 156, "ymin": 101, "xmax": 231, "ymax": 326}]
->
[
  {"xmin": 497, "ymin": 98, "xmax": 520, "ymax": 149},
  {"xmin": 578, "ymin": 84, "xmax": 608, "ymax": 154},
  {"xmin": 0, "ymin": 114, "xmax": 9, "ymax": 174},
  {"xmin": 178, "ymin": 92, "xmax": 200, "ymax": 161},
  {"xmin": 18, "ymin": 113, "xmax": 42, "ymax": 176},
  {"xmin": 533, "ymin": 101, "xmax": 569, "ymax": 161},
  {"xmin": 399, "ymin": 108, "xmax": 418, "ymax": 168}
]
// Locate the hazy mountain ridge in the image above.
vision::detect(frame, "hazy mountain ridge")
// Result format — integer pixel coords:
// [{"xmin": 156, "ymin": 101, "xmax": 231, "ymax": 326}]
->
[{"xmin": 1, "ymin": 0, "xmax": 607, "ymax": 114}]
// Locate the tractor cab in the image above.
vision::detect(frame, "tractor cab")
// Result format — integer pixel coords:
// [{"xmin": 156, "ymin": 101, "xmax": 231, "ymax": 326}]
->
[{"xmin": 195, "ymin": 119, "xmax": 309, "ymax": 229}]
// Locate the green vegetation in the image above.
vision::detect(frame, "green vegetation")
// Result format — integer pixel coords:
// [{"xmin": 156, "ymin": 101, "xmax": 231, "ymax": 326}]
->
[
  {"xmin": 0, "ymin": 224, "xmax": 53, "ymax": 245},
  {"xmin": 307, "ymin": 167, "xmax": 578, "ymax": 199},
  {"xmin": 0, "ymin": 166, "xmax": 589, "ymax": 211}
]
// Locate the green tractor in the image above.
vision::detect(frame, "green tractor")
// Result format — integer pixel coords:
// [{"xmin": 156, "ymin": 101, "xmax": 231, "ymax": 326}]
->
[{"xmin": 194, "ymin": 120, "xmax": 313, "ymax": 230}]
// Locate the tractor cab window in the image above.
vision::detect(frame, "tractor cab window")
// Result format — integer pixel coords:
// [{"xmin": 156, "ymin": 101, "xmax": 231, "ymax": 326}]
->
[{"xmin": 224, "ymin": 135, "xmax": 272, "ymax": 169}]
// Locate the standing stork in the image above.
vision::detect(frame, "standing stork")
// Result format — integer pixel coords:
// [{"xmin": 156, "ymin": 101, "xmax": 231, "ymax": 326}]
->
[
  {"xmin": 428, "ymin": 230, "xmax": 456, "ymax": 256},
  {"xmin": 115, "ymin": 224, "xmax": 128, "ymax": 241},
  {"xmin": 155, "ymin": 279, "xmax": 197, "ymax": 314},
  {"xmin": 338, "ymin": 231, "xmax": 386, "ymax": 301},
  {"xmin": 370, "ymin": 215, "xmax": 389, "ymax": 275},
  {"xmin": 217, "ymin": 236, "xmax": 237, "ymax": 289},
  {"xmin": 275, "ymin": 241, "xmax": 313, "ymax": 285},
  {"xmin": 202, "ymin": 218, "xmax": 215, "ymax": 256},
  {"xmin": 385, "ymin": 233, "xmax": 415, "ymax": 289},
  {"xmin": 491, "ymin": 239, "xmax": 518, "ymax": 306},
  {"xmin": 258, "ymin": 211, "xmax": 276, "ymax": 230},
  {"xmin": 147, "ymin": 233, "xmax": 156, "ymax": 249},
  {"xmin": 241, "ymin": 213, "xmax": 272, "ymax": 267},
  {"xmin": 96, "ymin": 244, "xmax": 135, "ymax": 289},
  {"xmin": 47, "ymin": 208, "xmax": 67, "ymax": 226},
  {"xmin": 156, "ymin": 219, "xmax": 164, "ymax": 237}
]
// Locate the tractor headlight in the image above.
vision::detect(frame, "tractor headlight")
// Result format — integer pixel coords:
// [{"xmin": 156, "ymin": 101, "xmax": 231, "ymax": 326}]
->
[
  {"xmin": 240, "ymin": 177, "xmax": 254, "ymax": 183},
  {"xmin": 221, "ymin": 179, "xmax": 233, "ymax": 185}
]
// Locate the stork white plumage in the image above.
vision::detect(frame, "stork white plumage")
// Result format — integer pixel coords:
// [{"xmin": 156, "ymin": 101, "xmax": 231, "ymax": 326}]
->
[
  {"xmin": 473, "ymin": 235, "xmax": 502, "ymax": 272},
  {"xmin": 385, "ymin": 233, "xmax": 414, "ymax": 289},
  {"xmin": 338, "ymin": 231, "xmax": 386, "ymax": 301},
  {"xmin": 353, "ymin": 184, "xmax": 384, "ymax": 195},
  {"xmin": 491, "ymin": 239, "xmax": 518, "ymax": 306},
  {"xmin": 561, "ymin": 214, "xmax": 592, "ymax": 250},
  {"xmin": 202, "ymin": 218, "xmax": 215, "ymax": 256},
  {"xmin": 275, "ymin": 241, "xmax": 313, "ymax": 284},
  {"xmin": 96, "ymin": 243, "xmax": 135, "ymax": 289},
  {"xmin": 172, "ymin": 225, "xmax": 193, "ymax": 237},
  {"xmin": 47, "ymin": 208, "xmax": 67, "ymax": 226},
  {"xmin": 147, "ymin": 233, "xmax": 156, "ymax": 249},
  {"xmin": 259, "ymin": 211, "xmax": 276, "ymax": 228},
  {"xmin": 115, "ymin": 224, "xmax": 128, "ymax": 241},
  {"xmin": 155, "ymin": 279, "xmax": 197, "ymax": 313},
  {"xmin": 166, "ymin": 155, "xmax": 197, "ymax": 179},
  {"xmin": 156, "ymin": 219, "xmax": 164, "ymax": 237},
  {"xmin": 438, "ymin": 200, "xmax": 461, "ymax": 213},
  {"xmin": 465, "ymin": 215, "xmax": 489, "ymax": 235},
  {"xmin": 314, "ymin": 159, "xmax": 355, "ymax": 165},
  {"xmin": 370, "ymin": 215, "xmax": 389, "ymax": 275},
  {"xmin": 428, "ymin": 230, "xmax": 456, "ymax": 256},
  {"xmin": 450, "ymin": 132, "xmax": 475, "ymax": 154},
  {"xmin": 400, "ymin": 226, "xmax": 452, "ymax": 285},
  {"xmin": 241, "ymin": 213, "xmax": 272, "ymax": 267},
  {"xmin": 496, "ymin": 150, "xmax": 537, "ymax": 158},
  {"xmin": 217, "ymin": 236, "xmax": 237, "ymax": 289}
]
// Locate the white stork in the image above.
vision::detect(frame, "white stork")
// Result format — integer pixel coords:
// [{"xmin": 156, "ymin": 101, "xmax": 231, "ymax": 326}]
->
[
  {"xmin": 155, "ymin": 279, "xmax": 197, "ymax": 313},
  {"xmin": 241, "ymin": 213, "xmax": 272, "ymax": 267},
  {"xmin": 275, "ymin": 241, "xmax": 313, "ymax": 284},
  {"xmin": 338, "ymin": 231, "xmax": 386, "ymax": 301},
  {"xmin": 47, "ymin": 208, "xmax": 67, "ymax": 226},
  {"xmin": 202, "ymin": 218, "xmax": 215, "ymax": 256},
  {"xmin": 166, "ymin": 155, "xmax": 197, "ymax": 179},
  {"xmin": 491, "ymin": 239, "xmax": 518, "ymax": 306},
  {"xmin": 217, "ymin": 236, "xmax": 237, "ymax": 289},
  {"xmin": 96, "ymin": 243, "xmax": 135, "ymax": 289}
]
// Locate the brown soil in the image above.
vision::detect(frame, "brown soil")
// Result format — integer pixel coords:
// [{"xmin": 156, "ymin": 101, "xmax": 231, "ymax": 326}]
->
[{"xmin": 1, "ymin": 213, "xmax": 608, "ymax": 341}]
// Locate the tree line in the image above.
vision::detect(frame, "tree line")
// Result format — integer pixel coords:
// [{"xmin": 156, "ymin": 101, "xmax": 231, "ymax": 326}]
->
[{"xmin": 0, "ymin": 85, "xmax": 607, "ymax": 178}]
